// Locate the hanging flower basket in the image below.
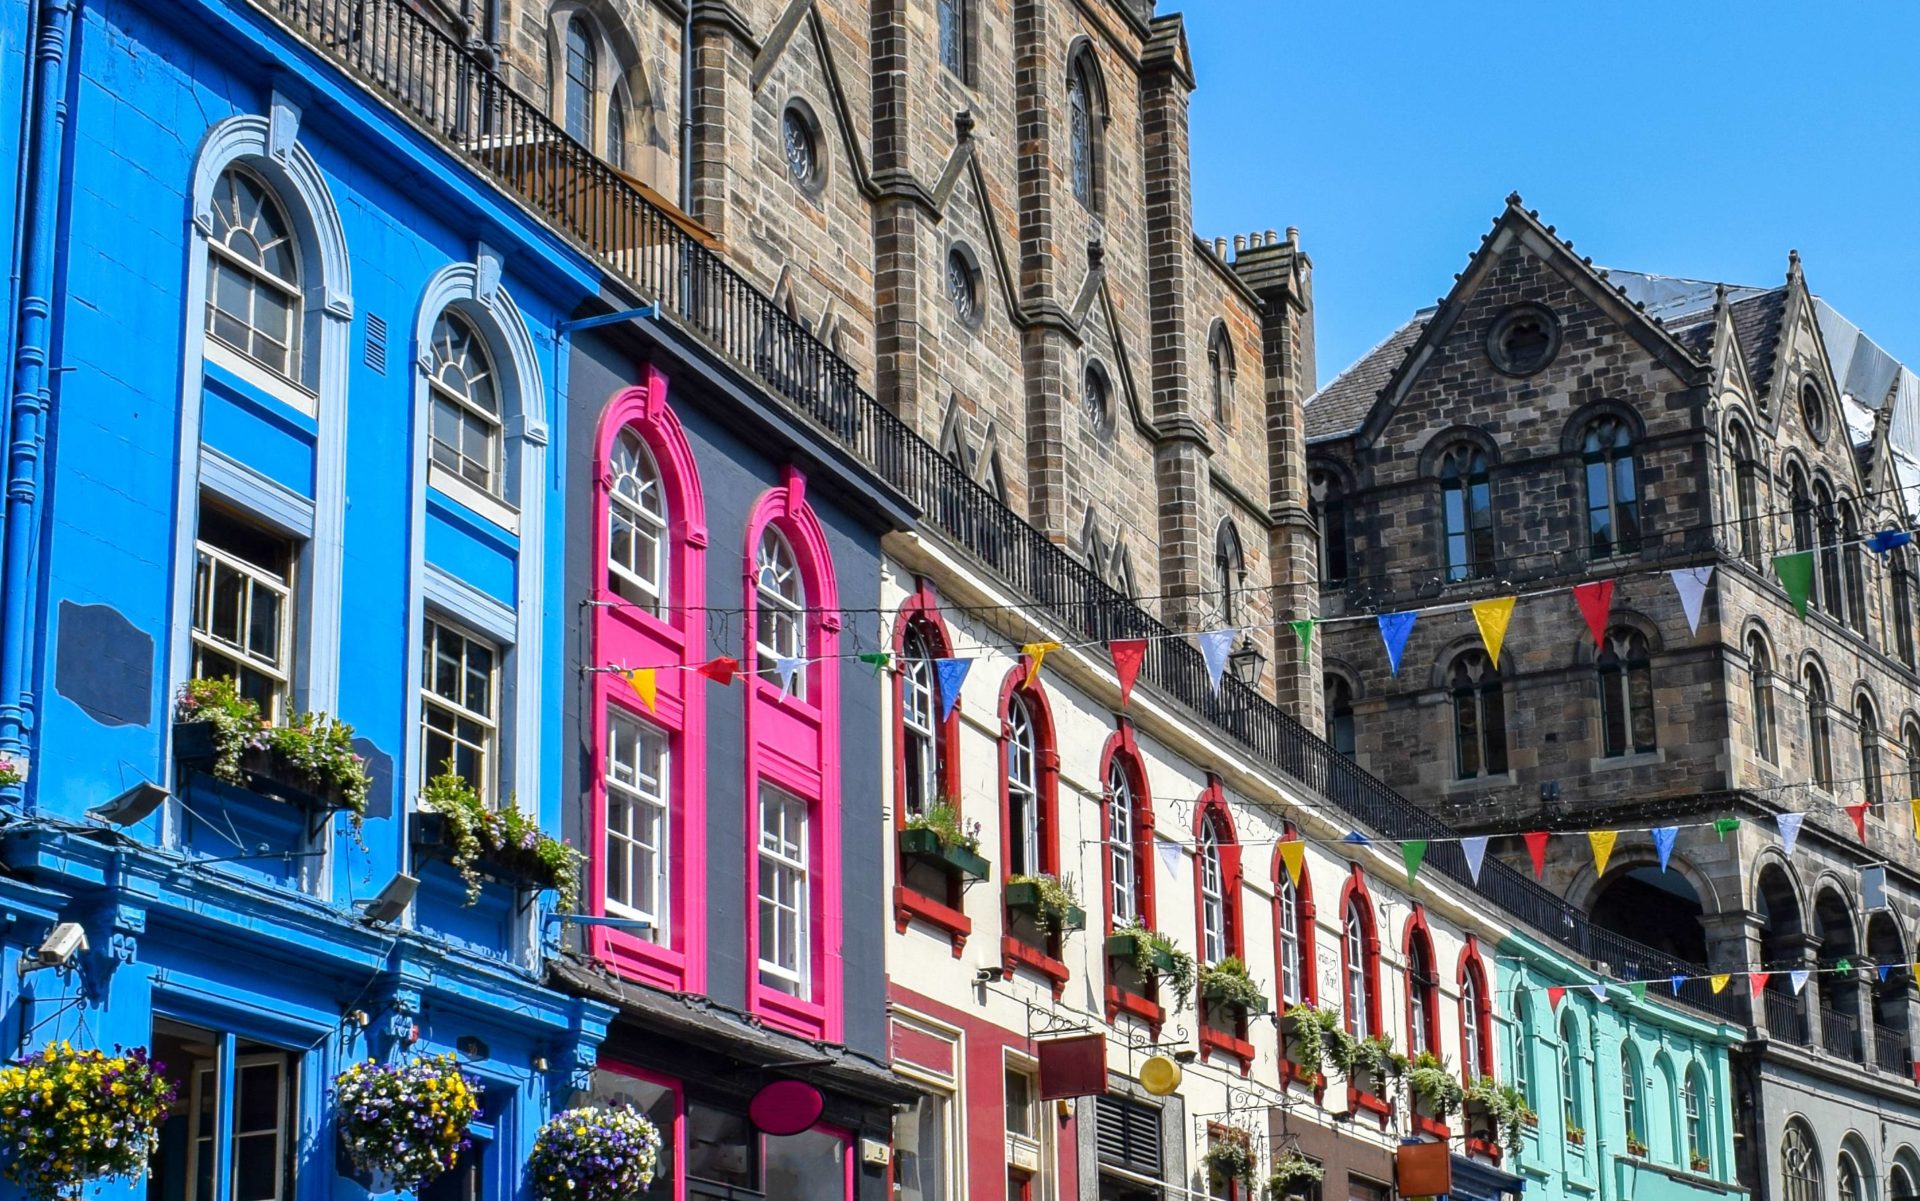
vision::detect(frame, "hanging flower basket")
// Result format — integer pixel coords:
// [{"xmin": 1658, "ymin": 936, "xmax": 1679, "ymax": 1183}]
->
[
  {"xmin": 335, "ymin": 1055, "xmax": 482, "ymax": 1190},
  {"xmin": 0, "ymin": 1041, "xmax": 177, "ymax": 1201},
  {"xmin": 529, "ymin": 1106, "xmax": 663, "ymax": 1201},
  {"xmin": 414, "ymin": 773, "xmax": 581, "ymax": 913}
]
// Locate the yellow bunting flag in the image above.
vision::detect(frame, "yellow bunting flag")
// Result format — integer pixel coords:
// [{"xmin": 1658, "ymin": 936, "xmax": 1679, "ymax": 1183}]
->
[
  {"xmin": 1588, "ymin": 829, "xmax": 1618, "ymax": 878},
  {"xmin": 623, "ymin": 667, "xmax": 657, "ymax": 712},
  {"xmin": 1710, "ymin": 973, "xmax": 1730, "ymax": 994},
  {"xmin": 1911, "ymin": 799, "xmax": 1920, "ymax": 842},
  {"xmin": 1022, "ymin": 641, "xmax": 1062, "ymax": 686},
  {"xmin": 1279, "ymin": 840, "xmax": 1306, "ymax": 888},
  {"xmin": 1471, "ymin": 596, "xmax": 1517, "ymax": 668}
]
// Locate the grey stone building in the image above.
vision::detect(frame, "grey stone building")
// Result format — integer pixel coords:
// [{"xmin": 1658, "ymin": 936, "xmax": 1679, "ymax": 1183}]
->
[{"xmin": 1306, "ymin": 193, "xmax": 1920, "ymax": 1199}]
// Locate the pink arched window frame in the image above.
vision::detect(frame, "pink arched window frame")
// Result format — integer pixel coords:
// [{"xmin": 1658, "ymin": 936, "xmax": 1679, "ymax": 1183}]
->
[
  {"xmin": 588, "ymin": 367, "xmax": 708, "ymax": 993},
  {"xmin": 1099, "ymin": 722, "xmax": 1158, "ymax": 1024},
  {"xmin": 742, "ymin": 468, "xmax": 843, "ymax": 1041}
]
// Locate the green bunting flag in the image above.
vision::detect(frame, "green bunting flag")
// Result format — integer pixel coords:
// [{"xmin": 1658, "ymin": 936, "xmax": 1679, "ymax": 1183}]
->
[
  {"xmin": 1290, "ymin": 618, "xmax": 1316, "ymax": 655},
  {"xmin": 856, "ymin": 651, "xmax": 892, "ymax": 677},
  {"xmin": 1629, "ymin": 981, "xmax": 1648, "ymax": 1002},
  {"xmin": 1402, "ymin": 839, "xmax": 1428, "ymax": 887},
  {"xmin": 1773, "ymin": 551, "xmax": 1816, "ymax": 619},
  {"xmin": 1714, "ymin": 817, "xmax": 1740, "ymax": 839}
]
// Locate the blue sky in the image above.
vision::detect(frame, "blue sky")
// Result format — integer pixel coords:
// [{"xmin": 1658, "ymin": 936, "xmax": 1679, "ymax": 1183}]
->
[{"xmin": 1186, "ymin": 2, "xmax": 1920, "ymax": 389}]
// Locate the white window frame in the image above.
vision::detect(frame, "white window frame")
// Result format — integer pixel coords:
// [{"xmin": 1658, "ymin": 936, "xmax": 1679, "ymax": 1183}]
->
[
  {"xmin": 604, "ymin": 707, "xmax": 669, "ymax": 937},
  {"xmin": 1002, "ymin": 1053, "xmax": 1051, "ymax": 1201},
  {"xmin": 891, "ymin": 1013, "xmax": 962, "ymax": 1201},
  {"xmin": 191, "ymin": 520, "xmax": 294, "ymax": 721},
  {"xmin": 757, "ymin": 783, "xmax": 810, "ymax": 995},
  {"xmin": 1277, "ymin": 876, "xmax": 1303, "ymax": 1004},
  {"xmin": 1461, "ymin": 971, "xmax": 1484, "ymax": 1076},
  {"xmin": 1199, "ymin": 820, "xmax": 1226, "ymax": 965},
  {"xmin": 1345, "ymin": 902, "xmax": 1370, "ymax": 1038},
  {"xmin": 607, "ymin": 428, "xmax": 667, "ymax": 612},
  {"xmin": 421, "ymin": 616, "xmax": 500, "ymax": 804},
  {"xmin": 901, "ymin": 625, "xmax": 940, "ymax": 817},
  {"xmin": 754, "ymin": 526, "xmax": 806, "ymax": 693},
  {"xmin": 426, "ymin": 310, "xmax": 504, "ymax": 498},
  {"xmin": 1006, "ymin": 694, "xmax": 1039, "ymax": 877},
  {"xmin": 205, "ymin": 165, "xmax": 303, "ymax": 384},
  {"xmin": 1106, "ymin": 760, "xmax": 1137, "ymax": 927}
]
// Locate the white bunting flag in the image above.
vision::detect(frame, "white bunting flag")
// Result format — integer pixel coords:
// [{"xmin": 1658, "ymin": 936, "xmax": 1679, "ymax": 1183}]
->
[
  {"xmin": 1461, "ymin": 836, "xmax": 1489, "ymax": 885},
  {"xmin": 1197, "ymin": 628, "xmax": 1238, "ymax": 694},
  {"xmin": 1669, "ymin": 566, "xmax": 1715, "ymax": 636},
  {"xmin": 1776, "ymin": 811, "xmax": 1806, "ymax": 858},
  {"xmin": 1156, "ymin": 837, "xmax": 1185, "ymax": 877},
  {"xmin": 776, "ymin": 656, "xmax": 804, "ymax": 696},
  {"xmin": 1789, "ymin": 969, "xmax": 1811, "ymax": 995}
]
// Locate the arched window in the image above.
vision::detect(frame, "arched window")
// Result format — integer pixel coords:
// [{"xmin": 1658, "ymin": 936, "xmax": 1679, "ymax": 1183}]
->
[
  {"xmin": 1559, "ymin": 1012, "xmax": 1584, "ymax": 1132},
  {"xmin": 1789, "ymin": 464, "xmax": 1816, "ymax": 572},
  {"xmin": 1906, "ymin": 721, "xmax": 1920, "ymax": 799},
  {"xmin": 753, "ymin": 526, "xmax": 806, "ymax": 693},
  {"xmin": 1460, "ymin": 950, "xmax": 1493, "ymax": 1081},
  {"xmin": 1006, "ymin": 692, "xmax": 1040, "ymax": 877},
  {"xmin": 1730, "ymin": 422, "xmax": 1761, "ymax": 564},
  {"xmin": 1273, "ymin": 833, "xmax": 1314, "ymax": 1007},
  {"xmin": 1780, "ymin": 1120, "xmax": 1822, "ymax": 1201},
  {"xmin": 1102, "ymin": 729, "xmax": 1158, "ymax": 1018},
  {"xmin": 1512, "ymin": 991, "xmax": 1534, "ymax": 1106},
  {"xmin": 1208, "ymin": 322, "xmax": 1235, "ymax": 424},
  {"xmin": 1807, "ymin": 665, "xmax": 1835, "ymax": 791},
  {"xmin": 1892, "ymin": 1163, "xmax": 1917, "ymax": 1201},
  {"xmin": 1596, "ymin": 627, "xmax": 1656, "ymax": 757},
  {"xmin": 1683, "ymin": 1065, "xmax": 1708, "ymax": 1170},
  {"xmin": 206, "ymin": 165, "xmax": 302, "ymax": 378},
  {"xmin": 1839, "ymin": 1151, "xmax": 1866, "ymax": 1201},
  {"xmin": 1582, "ymin": 416, "xmax": 1641, "ymax": 558},
  {"xmin": 1440, "ymin": 445, "xmax": 1494, "ymax": 582},
  {"xmin": 1214, "ymin": 521, "xmax": 1245, "ymax": 626},
  {"xmin": 605, "ymin": 89, "xmax": 628, "ymax": 171},
  {"xmin": 563, "ymin": 15, "xmax": 597, "ymax": 145},
  {"xmin": 1843, "ymin": 504, "xmax": 1869, "ymax": 635},
  {"xmin": 900, "ymin": 623, "xmax": 943, "ymax": 819},
  {"xmin": 1199, "ymin": 817, "xmax": 1227, "ymax": 965},
  {"xmin": 1749, "ymin": 633, "xmax": 1778, "ymax": 764},
  {"xmin": 1859, "ymin": 696, "xmax": 1885, "ymax": 811},
  {"xmin": 1325, "ymin": 675, "xmax": 1355, "ymax": 756},
  {"xmin": 607, "ymin": 428, "xmax": 667, "ymax": 610},
  {"xmin": 1893, "ymin": 547, "xmax": 1918, "ymax": 668},
  {"xmin": 936, "ymin": 0, "xmax": 970, "ymax": 78},
  {"xmin": 1106, "ymin": 756, "xmax": 1142, "ymax": 926},
  {"xmin": 426, "ymin": 309, "xmax": 502, "ymax": 494},
  {"xmin": 1817, "ymin": 481, "xmax": 1842, "ymax": 617},
  {"xmin": 1310, "ymin": 468, "xmax": 1348, "ymax": 583},
  {"xmin": 1405, "ymin": 916, "xmax": 1438, "ymax": 1056},
  {"xmin": 1340, "ymin": 870, "xmax": 1380, "ymax": 1039},
  {"xmin": 1620, "ymin": 1045, "xmax": 1643, "ymax": 1145},
  {"xmin": 1450, "ymin": 650, "xmax": 1508, "ymax": 779},
  {"xmin": 1066, "ymin": 51, "xmax": 1099, "ymax": 208}
]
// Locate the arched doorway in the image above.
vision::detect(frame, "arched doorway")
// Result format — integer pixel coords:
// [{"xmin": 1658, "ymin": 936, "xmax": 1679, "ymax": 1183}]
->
[
  {"xmin": 1868, "ymin": 912, "xmax": 1911, "ymax": 1074},
  {"xmin": 1757, "ymin": 863, "xmax": 1808, "ymax": 1043},
  {"xmin": 1815, "ymin": 888, "xmax": 1863, "ymax": 1061},
  {"xmin": 1591, "ymin": 864, "xmax": 1708, "ymax": 964}
]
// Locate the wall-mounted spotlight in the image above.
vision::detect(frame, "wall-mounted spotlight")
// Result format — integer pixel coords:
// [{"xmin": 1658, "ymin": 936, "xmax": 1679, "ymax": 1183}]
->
[
  {"xmin": 88, "ymin": 782, "xmax": 168, "ymax": 826},
  {"xmin": 357, "ymin": 873, "xmax": 418, "ymax": 925},
  {"xmin": 973, "ymin": 967, "xmax": 1001, "ymax": 984},
  {"xmin": 19, "ymin": 922, "xmax": 87, "ymax": 976}
]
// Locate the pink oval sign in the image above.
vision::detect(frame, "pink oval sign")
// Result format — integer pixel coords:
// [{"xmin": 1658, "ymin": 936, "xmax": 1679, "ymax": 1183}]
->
[{"xmin": 749, "ymin": 1079, "xmax": 824, "ymax": 1136}]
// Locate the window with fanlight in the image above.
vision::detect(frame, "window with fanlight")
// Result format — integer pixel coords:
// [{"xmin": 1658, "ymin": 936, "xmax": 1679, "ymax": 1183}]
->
[
  {"xmin": 1450, "ymin": 650, "xmax": 1508, "ymax": 779},
  {"xmin": 205, "ymin": 165, "xmax": 302, "ymax": 380},
  {"xmin": 1439, "ymin": 445, "xmax": 1494, "ymax": 582},
  {"xmin": 754, "ymin": 526, "xmax": 806, "ymax": 694},
  {"xmin": 607, "ymin": 428, "xmax": 667, "ymax": 611},
  {"xmin": 426, "ymin": 310, "xmax": 503, "ymax": 496}
]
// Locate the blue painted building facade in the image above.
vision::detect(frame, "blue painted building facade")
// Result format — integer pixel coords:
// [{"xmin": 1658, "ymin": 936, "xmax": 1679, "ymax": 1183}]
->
[{"xmin": 0, "ymin": 0, "xmax": 617, "ymax": 1197}]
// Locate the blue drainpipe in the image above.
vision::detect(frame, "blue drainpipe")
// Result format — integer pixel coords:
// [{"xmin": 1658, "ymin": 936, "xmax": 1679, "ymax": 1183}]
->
[{"xmin": 0, "ymin": 0, "xmax": 79, "ymax": 792}]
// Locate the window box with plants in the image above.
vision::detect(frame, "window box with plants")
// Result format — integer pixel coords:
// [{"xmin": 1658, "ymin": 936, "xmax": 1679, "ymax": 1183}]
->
[
  {"xmin": 1565, "ymin": 1124, "xmax": 1586, "ymax": 1148},
  {"xmin": 1105, "ymin": 922, "xmax": 1195, "ymax": 1008},
  {"xmin": 1689, "ymin": 1152, "xmax": 1711, "ymax": 1175},
  {"xmin": 1624, "ymin": 1132, "xmax": 1649, "ymax": 1158},
  {"xmin": 898, "ymin": 802, "xmax": 990, "ymax": 880},
  {"xmin": 1280, "ymin": 1004, "xmax": 1341, "ymax": 1081},
  {"xmin": 1267, "ymin": 1153, "xmax": 1325, "ymax": 1201},
  {"xmin": 1329, "ymin": 1030, "xmax": 1406, "ymax": 1103},
  {"xmin": 1005, "ymin": 874, "xmax": 1084, "ymax": 934},
  {"xmin": 1202, "ymin": 1128, "xmax": 1255, "ymax": 1195},
  {"xmin": 1464, "ymin": 1076, "xmax": 1535, "ymax": 1157},
  {"xmin": 173, "ymin": 678, "xmax": 373, "ymax": 823},
  {"xmin": 1198, "ymin": 956, "xmax": 1267, "ymax": 1016},
  {"xmin": 412, "ymin": 773, "xmax": 580, "ymax": 912},
  {"xmin": 1407, "ymin": 1052, "xmax": 1466, "ymax": 1126}
]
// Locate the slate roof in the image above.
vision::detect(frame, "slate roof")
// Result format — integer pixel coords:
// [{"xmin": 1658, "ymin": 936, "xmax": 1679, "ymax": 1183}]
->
[
  {"xmin": 1728, "ymin": 288, "xmax": 1789, "ymax": 398},
  {"xmin": 1303, "ymin": 314, "xmax": 1429, "ymax": 441}
]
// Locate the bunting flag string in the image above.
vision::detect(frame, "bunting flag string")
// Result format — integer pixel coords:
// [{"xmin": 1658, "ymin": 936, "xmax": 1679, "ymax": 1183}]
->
[
  {"xmin": 1472, "ymin": 596, "xmax": 1517, "ymax": 667},
  {"xmin": 856, "ymin": 651, "xmax": 892, "ymax": 677},
  {"xmin": 1869, "ymin": 530, "xmax": 1914, "ymax": 556},
  {"xmin": 1547, "ymin": 986, "xmax": 1566, "ymax": 1009},
  {"xmin": 1749, "ymin": 972, "xmax": 1771, "ymax": 997},
  {"xmin": 1710, "ymin": 974, "xmax": 1730, "ymax": 994},
  {"xmin": 775, "ymin": 657, "xmax": 804, "ymax": 696},
  {"xmin": 1156, "ymin": 837, "xmax": 1185, "ymax": 877}
]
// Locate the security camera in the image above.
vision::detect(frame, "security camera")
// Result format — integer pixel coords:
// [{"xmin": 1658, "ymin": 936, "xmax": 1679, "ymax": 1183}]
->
[{"xmin": 21, "ymin": 922, "xmax": 87, "ymax": 974}]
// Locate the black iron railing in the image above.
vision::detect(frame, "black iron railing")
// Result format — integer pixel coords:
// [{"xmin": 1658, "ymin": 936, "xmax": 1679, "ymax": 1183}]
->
[
  {"xmin": 1875, "ymin": 1023, "xmax": 1912, "ymax": 1076},
  {"xmin": 1765, "ymin": 992, "xmax": 1808, "ymax": 1045},
  {"xmin": 249, "ymin": 0, "xmax": 1748, "ymax": 1025},
  {"xmin": 1822, "ymin": 1007, "xmax": 1861, "ymax": 1060}
]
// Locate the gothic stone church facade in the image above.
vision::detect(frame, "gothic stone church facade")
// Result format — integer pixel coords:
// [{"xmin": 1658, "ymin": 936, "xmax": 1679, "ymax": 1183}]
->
[{"xmin": 1306, "ymin": 194, "xmax": 1920, "ymax": 1199}]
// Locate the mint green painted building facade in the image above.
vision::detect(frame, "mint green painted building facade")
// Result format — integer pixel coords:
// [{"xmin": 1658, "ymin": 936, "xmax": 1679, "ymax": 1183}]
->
[{"xmin": 1497, "ymin": 931, "xmax": 1748, "ymax": 1201}]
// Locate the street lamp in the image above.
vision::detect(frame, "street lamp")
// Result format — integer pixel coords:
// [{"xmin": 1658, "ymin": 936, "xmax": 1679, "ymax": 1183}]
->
[{"xmin": 1228, "ymin": 639, "xmax": 1266, "ymax": 689}]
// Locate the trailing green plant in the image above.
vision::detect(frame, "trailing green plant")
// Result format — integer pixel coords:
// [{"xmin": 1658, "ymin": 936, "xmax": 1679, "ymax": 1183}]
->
[
  {"xmin": 0, "ymin": 1041, "xmax": 177, "ymax": 1200},
  {"xmin": 1690, "ymin": 1152, "xmax": 1711, "ymax": 1174},
  {"xmin": 1198, "ymin": 956, "xmax": 1266, "ymax": 1011},
  {"xmin": 0, "ymin": 755, "xmax": 23, "ymax": 788},
  {"xmin": 418, "ymin": 771, "xmax": 581, "ymax": 914},
  {"xmin": 1114, "ymin": 919, "xmax": 1195, "ymax": 1008},
  {"xmin": 1565, "ymin": 1123, "xmax": 1586, "ymax": 1145},
  {"xmin": 904, "ymin": 800, "xmax": 982, "ymax": 853},
  {"xmin": 1281, "ymin": 1004, "xmax": 1342, "ymax": 1078},
  {"xmin": 1625, "ymin": 1132, "xmax": 1648, "ymax": 1157},
  {"xmin": 1266, "ymin": 1152, "xmax": 1325, "ymax": 1199},
  {"xmin": 1406, "ymin": 1051, "xmax": 1466, "ymax": 1120},
  {"xmin": 1203, "ymin": 1127, "xmax": 1255, "ymax": 1186},
  {"xmin": 1465, "ymin": 1076, "xmax": 1536, "ymax": 1157},
  {"xmin": 1329, "ymin": 1030, "xmax": 1404, "ymax": 1087},
  {"xmin": 1007, "ymin": 872, "xmax": 1080, "ymax": 935},
  {"xmin": 176, "ymin": 677, "xmax": 372, "ymax": 825}
]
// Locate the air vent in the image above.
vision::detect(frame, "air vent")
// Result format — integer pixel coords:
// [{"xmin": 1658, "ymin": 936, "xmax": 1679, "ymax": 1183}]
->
[{"xmin": 365, "ymin": 313, "xmax": 388, "ymax": 374}]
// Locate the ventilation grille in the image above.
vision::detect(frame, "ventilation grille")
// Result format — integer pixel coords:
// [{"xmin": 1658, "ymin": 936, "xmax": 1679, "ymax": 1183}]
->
[
  {"xmin": 1094, "ymin": 1095, "xmax": 1161, "ymax": 1177},
  {"xmin": 365, "ymin": 312, "xmax": 388, "ymax": 374}
]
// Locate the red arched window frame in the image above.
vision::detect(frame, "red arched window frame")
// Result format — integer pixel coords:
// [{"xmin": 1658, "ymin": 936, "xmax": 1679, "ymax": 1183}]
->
[
  {"xmin": 1404, "ymin": 906, "xmax": 1445, "ymax": 1137},
  {"xmin": 1458, "ymin": 937, "xmax": 1500, "ymax": 1160},
  {"xmin": 1272, "ymin": 825, "xmax": 1319, "ymax": 1089},
  {"xmin": 1339, "ymin": 865, "xmax": 1389, "ymax": 1123},
  {"xmin": 1099, "ymin": 722, "xmax": 1159, "ymax": 1024},
  {"xmin": 588, "ymin": 366, "xmax": 709, "ymax": 993},
  {"xmin": 742, "ymin": 468, "xmax": 843, "ymax": 1041},
  {"xmin": 998, "ymin": 664, "xmax": 1066, "ymax": 996},
  {"xmin": 1194, "ymin": 779, "xmax": 1253, "ymax": 1070},
  {"xmin": 891, "ymin": 579, "xmax": 969, "ymax": 948}
]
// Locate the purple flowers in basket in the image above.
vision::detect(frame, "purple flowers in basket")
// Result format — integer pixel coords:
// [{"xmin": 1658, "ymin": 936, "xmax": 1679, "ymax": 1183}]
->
[{"xmin": 529, "ymin": 1106, "xmax": 662, "ymax": 1201}]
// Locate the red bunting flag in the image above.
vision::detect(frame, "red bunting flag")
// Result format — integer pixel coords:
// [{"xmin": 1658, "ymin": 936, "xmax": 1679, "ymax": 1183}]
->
[
  {"xmin": 1572, "ymin": 580, "xmax": 1615, "ymax": 648},
  {"xmin": 697, "ymin": 656, "xmax": 740, "ymax": 686},
  {"xmin": 1749, "ymin": 971, "xmax": 1771, "ymax": 997},
  {"xmin": 1110, "ymin": 639, "xmax": 1148, "ymax": 708},
  {"xmin": 1845, "ymin": 803, "xmax": 1870, "ymax": 841},
  {"xmin": 1524, "ymin": 830, "xmax": 1551, "ymax": 879},
  {"xmin": 1547, "ymin": 986, "xmax": 1566, "ymax": 1010}
]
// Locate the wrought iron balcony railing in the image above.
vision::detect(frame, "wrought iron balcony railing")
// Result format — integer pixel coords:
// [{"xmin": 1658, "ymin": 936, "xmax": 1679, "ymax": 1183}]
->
[{"xmin": 246, "ymin": 0, "xmax": 1748, "ymax": 1023}]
